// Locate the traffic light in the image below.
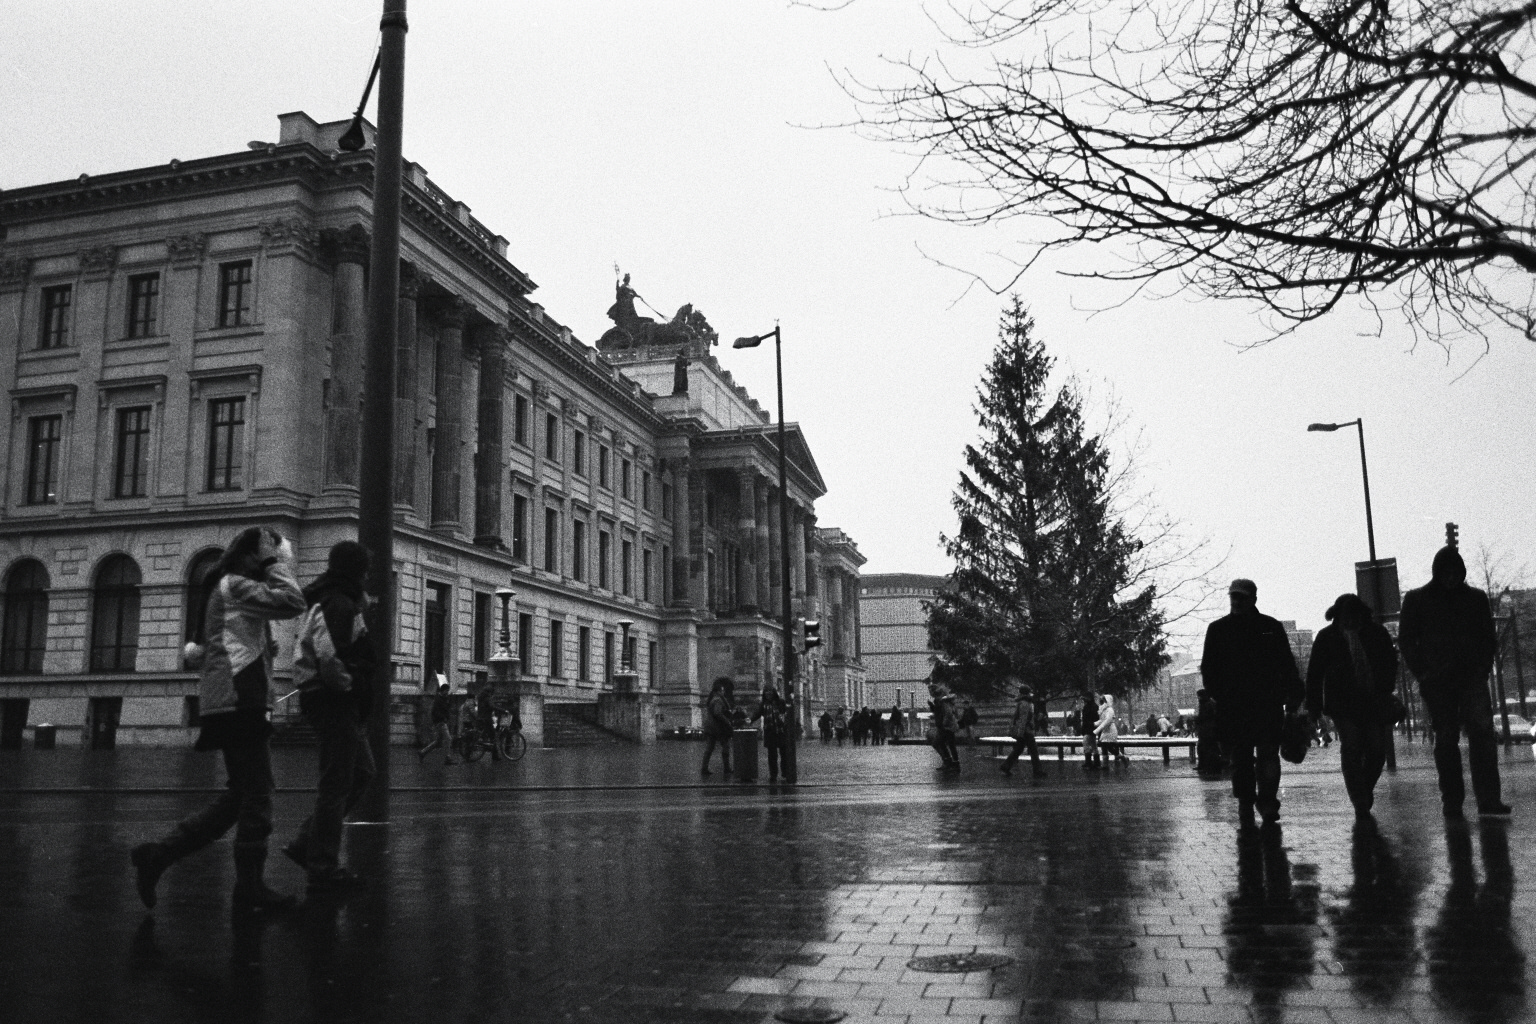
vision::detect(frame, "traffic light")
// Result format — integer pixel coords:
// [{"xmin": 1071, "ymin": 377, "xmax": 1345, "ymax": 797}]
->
[
  {"xmin": 803, "ymin": 619, "xmax": 821, "ymax": 650},
  {"xmin": 1446, "ymin": 522, "xmax": 1459, "ymax": 549}
]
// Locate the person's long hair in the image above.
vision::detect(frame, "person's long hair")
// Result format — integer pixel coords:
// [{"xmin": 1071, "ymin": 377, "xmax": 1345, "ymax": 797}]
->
[{"xmin": 204, "ymin": 526, "xmax": 271, "ymax": 596}]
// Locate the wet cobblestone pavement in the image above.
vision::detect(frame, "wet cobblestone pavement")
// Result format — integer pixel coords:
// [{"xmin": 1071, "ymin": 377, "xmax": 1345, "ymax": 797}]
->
[{"xmin": 2, "ymin": 738, "xmax": 1535, "ymax": 1023}]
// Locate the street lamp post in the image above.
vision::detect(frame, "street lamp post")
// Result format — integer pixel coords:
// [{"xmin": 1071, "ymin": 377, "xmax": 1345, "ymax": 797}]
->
[
  {"xmin": 1307, "ymin": 417, "xmax": 1398, "ymax": 766},
  {"xmin": 356, "ymin": 0, "xmax": 407, "ymax": 824},
  {"xmin": 733, "ymin": 324, "xmax": 797, "ymax": 784}
]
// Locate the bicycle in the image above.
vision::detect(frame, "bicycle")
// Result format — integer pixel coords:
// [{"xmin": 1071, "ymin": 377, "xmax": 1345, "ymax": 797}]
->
[{"xmin": 459, "ymin": 705, "xmax": 527, "ymax": 762}]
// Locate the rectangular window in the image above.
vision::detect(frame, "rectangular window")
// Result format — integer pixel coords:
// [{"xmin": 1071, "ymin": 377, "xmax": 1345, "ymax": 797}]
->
[
  {"xmin": 573, "ymin": 430, "xmax": 586, "ymax": 476},
  {"xmin": 205, "ymin": 397, "xmax": 245, "ymax": 491},
  {"xmin": 545, "ymin": 413, "xmax": 559, "ymax": 462},
  {"xmin": 511, "ymin": 493, "xmax": 529, "ymax": 562},
  {"xmin": 514, "ymin": 394, "xmax": 529, "ymax": 446},
  {"xmin": 126, "ymin": 273, "xmax": 160, "ymax": 338},
  {"xmin": 38, "ymin": 285, "xmax": 72, "ymax": 350},
  {"xmin": 604, "ymin": 630, "xmax": 616, "ymax": 683},
  {"xmin": 621, "ymin": 459, "xmax": 632, "ymax": 500},
  {"xmin": 472, "ymin": 591, "xmax": 492, "ymax": 663},
  {"xmin": 598, "ymin": 445, "xmax": 610, "ymax": 488},
  {"xmin": 598, "ymin": 530, "xmax": 611, "ymax": 590},
  {"xmin": 648, "ymin": 640, "xmax": 658, "ymax": 689},
  {"xmin": 622, "ymin": 539, "xmax": 634, "ymax": 597},
  {"xmin": 518, "ymin": 612, "xmax": 533, "ymax": 673},
  {"xmin": 544, "ymin": 508, "xmax": 559, "ymax": 573},
  {"xmin": 550, "ymin": 619, "xmax": 564, "ymax": 678},
  {"xmin": 113, "ymin": 406, "xmax": 151, "ymax": 498},
  {"xmin": 572, "ymin": 519, "xmax": 587, "ymax": 582},
  {"xmin": 217, "ymin": 260, "xmax": 253, "ymax": 328},
  {"xmin": 578, "ymin": 626, "xmax": 590, "ymax": 682},
  {"xmin": 25, "ymin": 415, "xmax": 62, "ymax": 505},
  {"xmin": 423, "ymin": 582, "xmax": 449, "ymax": 686},
  {"xmin": 662, "ymin": 481, "xmax": 673, "ymax": 520},
  {"xmin": 642, "ymin": 471, "xmax": 652, "ymax": 510},
  {"xmin": 643, "ymin": 548, "xmax": 653, "ymax": 603}
]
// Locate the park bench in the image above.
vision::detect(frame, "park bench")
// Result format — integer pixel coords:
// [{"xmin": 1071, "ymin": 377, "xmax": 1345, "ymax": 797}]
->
[{"xmin": 978, "ymin": 735, "xmax": 1197, "ymax": 765}]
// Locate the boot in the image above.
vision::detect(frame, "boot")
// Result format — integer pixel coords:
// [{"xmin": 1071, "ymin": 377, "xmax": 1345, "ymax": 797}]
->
[
  {"xmin": 232, "ymin": 845, "xmax": 296, "ymax": 913},
  {"xmin": 131, "ymin": 842, "xmax": 173, "ymax": 910}
]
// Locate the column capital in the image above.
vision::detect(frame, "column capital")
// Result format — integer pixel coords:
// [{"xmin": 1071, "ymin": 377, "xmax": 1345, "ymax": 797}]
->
[
  {"xmin": 398, "ymin": 261, "xmax": 422, "ymax": 300},
  {"xmin": 434, "ymin": 295, "xmax": 470, "ymax": 329},
  {"xmin": 321, "ymin": 223, "xmax": 371, "ymax": 266}
]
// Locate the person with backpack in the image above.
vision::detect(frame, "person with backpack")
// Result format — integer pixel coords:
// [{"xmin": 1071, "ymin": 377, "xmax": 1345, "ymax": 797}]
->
[
  {"xmin": 751, "ymin": 683, "xmax": 791, "ymax": 782},
  {"xmin": 281, "ymin": 540, "xmax": 376, "ymax": 891},
  {"xmin": 1000, "ymin": 681, "xmax": 1045, "ymax": 778},
  {"xmin": 419, "ymin": 682, "xmax": 458, "ymax": 764},
  {"xmin": 130, "ymin": 526, "xmax": 306, "ymax": 913},
  {"xmin": 700, "ymin": 677, "xmax": 736, "ymax": 775}
]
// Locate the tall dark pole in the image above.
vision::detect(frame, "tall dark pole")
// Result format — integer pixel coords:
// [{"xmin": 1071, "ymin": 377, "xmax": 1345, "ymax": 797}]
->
[
  {"xmin": 357, "ymin": 0, "xmax": 407, "ymax": 822},
  {"xmin": 1355, "ymin": 420, "xmax": 1378, "ymax": 566},
  {"xmin": 774, "ymin": 327, "xmax": 797, "ymax": 784}
]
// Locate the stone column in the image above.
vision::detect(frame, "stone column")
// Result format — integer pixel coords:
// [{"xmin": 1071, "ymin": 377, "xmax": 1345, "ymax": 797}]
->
[
  {"xmin": 669, "ymin": 460, "xmax": 693, "ymax": 608},
  {"xmin": 473, "ymin": 324, "xmax": 508, "ymax": 548},
  {"xmin": 431, "ymin": 297, "xmax": 467, "ymax": 533},
  {"xmin": 323, "ymin": 226, "xmax": 368, "ymax": 495},
  {"xmin": 392, "ymin": 263, "xmax": 420, "ymax": 511},
  {"xmin": 736, "ymin": 471, "xmax": 759, "ymax": 615},
  {"xmin": 791, "ymin": 503, "xmax": 808, "ymax": 612},
  {"xmin": 767, "ymin": 486, "xmax": 783, "ymax": 618},
  {"xmin": 687, "ymin": 469, "xmax": 709, "ymax": 611},
  {"xmin": 754, "ymin": 476, "xmax": 771, "ymax": 612}
]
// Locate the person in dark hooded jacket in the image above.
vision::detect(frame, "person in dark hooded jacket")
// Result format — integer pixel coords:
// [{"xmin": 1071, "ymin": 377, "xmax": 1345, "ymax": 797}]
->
[
  {"xmin": 1306, "ymin": 593, "xmax": 1397, "ymax": 817},
  {"xmin": 1399, "ymin": 544, "xmax": 1507, "ymax": 817},
  {"xmin": 282, "ymin": 540, "xmax": 376, "ymax": 889}
]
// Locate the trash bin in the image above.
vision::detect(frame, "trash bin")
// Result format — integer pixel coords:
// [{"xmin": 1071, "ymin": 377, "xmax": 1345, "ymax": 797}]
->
[
  {"xmin": 731, "ymin": 727, "xmax": 760, "ymax": 782},
  {"xmin": 33, "ymin": 724, "xmax": 56, "ymax": 750}
]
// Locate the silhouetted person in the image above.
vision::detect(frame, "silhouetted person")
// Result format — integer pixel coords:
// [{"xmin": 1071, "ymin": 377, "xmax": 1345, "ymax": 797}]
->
[
  {"xmin": 1306, "ymin": 593, "xmax": 1398, "ymax": 817},
  {"xmin": 1201, "ymin": 578, "xmax": 1303, "ymax": 827},
  {"xmin": 131, "ymin": 526, "xmax": 306, "ymax": 912},
  {"xmin": 700, "ymin": 677, "xmax": 735, "ymax": 775},
  {"xmin": 1399, "ymin": 544, "xmax": 1509, "ymax": 817},
  {"xmin": 750, "ymin": 683, "xmax": 791, "ymax": 782},
  {"xmin": 1000, "ymin": 680, "xmax": 1045, "ymax": 778},
  {"xmin": 284, "ymin": 540, "xmax": 376, "ymax": 891}
]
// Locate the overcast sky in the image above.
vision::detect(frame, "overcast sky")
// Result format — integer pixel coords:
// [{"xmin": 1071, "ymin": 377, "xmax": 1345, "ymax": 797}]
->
[{"xmin": 5, "ymin": 1, "xmax": 1534, "ymax": 649}]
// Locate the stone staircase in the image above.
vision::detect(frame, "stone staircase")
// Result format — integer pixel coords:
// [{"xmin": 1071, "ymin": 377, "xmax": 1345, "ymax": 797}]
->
[{"xmin": 543, "ymin": 702, "xmax": 631, "ymax": 747}]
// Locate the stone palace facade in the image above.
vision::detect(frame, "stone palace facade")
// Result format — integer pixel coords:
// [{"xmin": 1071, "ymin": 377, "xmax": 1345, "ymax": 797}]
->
[{"xmin": 0, "ymin": 112, "xmax": 862, "ymax": 747}]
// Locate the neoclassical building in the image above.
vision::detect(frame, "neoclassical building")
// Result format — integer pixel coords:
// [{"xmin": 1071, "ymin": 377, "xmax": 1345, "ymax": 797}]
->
[{"xmin": 0, "ymin": 112, "xmax": 862, "ymax": 747}]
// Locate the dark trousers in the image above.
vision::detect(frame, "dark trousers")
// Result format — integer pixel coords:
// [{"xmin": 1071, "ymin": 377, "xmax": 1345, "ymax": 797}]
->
[
  {"xmin": 702, "ymin": 731, "xmax": 732, "ymax": 773},
  {"xmin": 934, "ymin": 729, "xmax": 960, "ymax": 765},
  {"xmin": 1004, "ymin": 734, "xmax": 1039, "ymax": 770},
  {"xmin": 1334, "ymin": 715, "xmax": 1388, "ymax": 810},
  {"xmin": 294, "ymin": 697, "xmax": 376, "ymax": 875},
  {"xmin": 160, "ymin": 738, "xmax": 274, "ymax": 860},
  {"xmin": 766, "ymin": 741, "xmax": 783, "ymax": 780},
  {"xmin": 1229, "ymin": 740, "xmax": 1282, "ymax": 816},
  {"xmin": 1423, "ymin": 682, "xmax": 1502, "ymax": 810}
]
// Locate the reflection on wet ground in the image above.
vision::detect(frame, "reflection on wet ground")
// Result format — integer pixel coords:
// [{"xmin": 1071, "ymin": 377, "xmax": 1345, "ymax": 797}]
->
[{"xmin": 0, "ymin": 739, "xmax": 1532, "ymax": 1022}]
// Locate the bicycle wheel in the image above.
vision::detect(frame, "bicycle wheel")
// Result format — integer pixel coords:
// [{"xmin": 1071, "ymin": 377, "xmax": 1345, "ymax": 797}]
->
[
  {"xmin": 499, "ymin": 729, "xmax": 527, "ymax": 761},
  {"xmin": 462, "ymin": 729, "xmax": 485, "ymax": 762}
]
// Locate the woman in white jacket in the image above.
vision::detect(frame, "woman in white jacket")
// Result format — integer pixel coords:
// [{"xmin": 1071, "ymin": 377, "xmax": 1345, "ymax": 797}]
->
[{"xmin": 1094, "ymin": 695, "xmax": 1126, "ymax": 766}]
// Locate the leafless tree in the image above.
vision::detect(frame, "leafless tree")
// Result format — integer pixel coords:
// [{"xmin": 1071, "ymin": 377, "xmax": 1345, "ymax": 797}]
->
[{"xmin": 841, "ymin": 0, "xmax": 1536, "ymax": 350}]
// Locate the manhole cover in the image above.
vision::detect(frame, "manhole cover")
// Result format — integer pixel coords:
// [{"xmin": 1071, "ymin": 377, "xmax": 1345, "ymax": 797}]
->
[
  {"xmin": 906, "ymin": 952, "xmax": 1015, "ymax": 973},
  {"xmin": 775, "ymin": 1008, "xmax": 846, "ymax": 1024}
]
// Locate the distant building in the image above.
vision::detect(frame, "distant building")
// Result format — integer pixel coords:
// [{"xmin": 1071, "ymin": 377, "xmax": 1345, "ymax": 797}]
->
[{"xmin": 859, "ymin": 573, "xmax": 945, "ymax": 710}]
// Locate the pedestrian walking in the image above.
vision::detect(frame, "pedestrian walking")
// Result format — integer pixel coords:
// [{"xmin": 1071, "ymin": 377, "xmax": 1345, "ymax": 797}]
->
[
  {"xmin": 833, "ymin": 706, "xmax": 848, "ymax": 746},
  {"xmin": 871, "ymin": 709, "xmax": 886, "ymax": 745},
  {"xmin": 1399, "ymin": 542, "xmax": 1510, "ymax": 817},
  {"xmin": 419, "ymin": 683, "xmax": 458, "ymax": 764},
  {"xmin": 888, "ymin": 704, "xmax": 905, "ymax": 740},
  {"xmin": 958, "ymin": 699, "xmax": 980, "ymax": 743},
  {"xmin": 283, "ymin": 540, "xmax": 376, "ymax": 891},
  {"xmin": 131, "ymin": 526, "xmax": 306, "ymax": 912},
  {"xmin": 818, "ymin": 711, "xmax": 833, "ymax": 744},
  {"xmin": 1201, "ymin": 578, "xmax": 1305, "ymax": 828},
  {"xmin": 928, "ymin": 682, "xmax": 961, "ymax": 769},
  {"xmin": 700, "ymin": 677, "xmax": 735, "ymax": 775},
  {"xmin": 1305, "ymin": 593, "xmax": 1398, "ymax": 818},
  {"xmin": 1094, "ymin": 695, "xmax": 1126, "ymax": 765},
  {"xmin": 1080, "ymin": 693, "xmax": 1101, "ymax": 768},
  {"xmin": 1000, "ymin": 680, "xmax": 1046, "ymax": 778},
  {"xmin": 751, "ymin": 683, "xmax": 791, "ymax": 782},
  {"xmin": 475, "ymin": 686, "xmax": 502, "ymax": 761}
]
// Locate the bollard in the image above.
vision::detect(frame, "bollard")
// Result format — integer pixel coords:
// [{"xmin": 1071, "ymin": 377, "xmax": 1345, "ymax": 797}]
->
[
  {"xmin": 33, "ymin": 723, "xmax": 56, "ymax": 750},
  {"xmin": 731, "ymin": 727, "xmax": 760, "ymax": 782}
]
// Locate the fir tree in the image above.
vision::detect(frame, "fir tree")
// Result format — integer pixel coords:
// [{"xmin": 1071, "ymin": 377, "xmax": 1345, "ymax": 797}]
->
[{"xmin": 928, "ymin": 298, "xmax": 1168, "ymax": 702}]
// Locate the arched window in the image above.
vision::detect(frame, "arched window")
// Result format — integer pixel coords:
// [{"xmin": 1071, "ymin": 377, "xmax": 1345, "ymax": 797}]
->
[
  {"xmin": 90, "ymin": 554, "xmax": 141, "ymax": 673},
  {"xmin": 1, "ymin": 559, "xmax": 49, "ymax": 674},
  {"xmin": 184, "ymin": 548, "xmax": 223, "ymax": 644}
]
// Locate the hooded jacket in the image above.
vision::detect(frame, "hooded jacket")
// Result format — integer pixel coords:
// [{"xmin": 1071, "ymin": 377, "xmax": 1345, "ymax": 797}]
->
[
  {"xmin": 197, "ymin": 557, "xmax": 305, "ymax": 720},
  {"xmin": 292, "ymin": 573, "xmax": 374, "ymax": 718},
  {"xmin": 1399, "ymin": 546, "xmax": 1496, "ymax": 692}
]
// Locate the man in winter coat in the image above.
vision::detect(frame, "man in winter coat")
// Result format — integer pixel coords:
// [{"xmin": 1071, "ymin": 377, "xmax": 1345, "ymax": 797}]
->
[
  {"xmin": 1201, "ymin": 578, "xmax": 1304, "ymax": 827},
  {"xmin": 131, "ymin": 526, "xmax": 306, "ymax": 912},
  {"xmin": 419, "ymin": 682, "xmax": 457, "ymax": 764},
  {"xmin": 284, "ymin": 540, "xmax": 376, "ymax": 890},
  {"xmin": 1399, "ymin": 544, "xmax": 1509, "ymax": 817},
  {"xmin": 1000, "ymin": 680, "xmax": 1045, "ymax": 778}
]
